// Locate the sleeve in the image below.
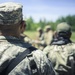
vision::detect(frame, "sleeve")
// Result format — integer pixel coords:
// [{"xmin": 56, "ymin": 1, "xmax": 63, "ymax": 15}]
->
[
  {"xmin": 43, "ymin": 46, "xmax": 50, "ymax": 56},
  {"xmin": 32, "ymin": 50, "xmax": 56, "ymax": 75}
]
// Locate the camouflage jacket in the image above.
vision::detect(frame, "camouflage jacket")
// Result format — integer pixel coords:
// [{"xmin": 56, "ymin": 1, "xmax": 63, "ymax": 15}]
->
[
  {"xmin": 44, "ymin": 30, "xmax": 53, "ymax": 45},
  {"xmin": 0, "ymin": 36, "xmax": 55, "ymax": 75},
  {"xmin": 43, "ymin": 41, "xmax": 75, "ymax": 75}
]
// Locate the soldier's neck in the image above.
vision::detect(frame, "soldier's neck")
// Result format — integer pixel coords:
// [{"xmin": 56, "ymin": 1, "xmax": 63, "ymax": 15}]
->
[{"xmin": 0, "ymin": 32, "xmax": 20, "ymax": 38}]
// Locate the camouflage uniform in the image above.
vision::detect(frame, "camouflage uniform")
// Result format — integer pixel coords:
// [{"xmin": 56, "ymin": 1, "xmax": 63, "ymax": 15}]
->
[
  {"xmin": 35, "ymin": 27, "xmax": 46, "ymax": 50},
  {"xmin": 0, "ymin": 2, "xmax": 56, "ymax": 75},
  {"xmin": 37, "ymin": 27, "xmax": 44, "ymax": 41},
  {"xmin": 43, "ymin": 22, "xmax": 75, "ymax": 75},
  {"xmin": 44, "ymin": 25, "xmax": 54, "ymax": 45}
]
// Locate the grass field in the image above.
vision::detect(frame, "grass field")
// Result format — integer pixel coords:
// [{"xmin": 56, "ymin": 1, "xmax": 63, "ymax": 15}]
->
[
  {"xmin": 24, "ymin": 31, "xmax": 37, "ymax": 39},
  {"xmin": 71, "ymin": 32, "xmax": 75, "ymax": 41},
  {"xmin": 24, "ymin": 31, "xmax": 75, "ymax": 42}
]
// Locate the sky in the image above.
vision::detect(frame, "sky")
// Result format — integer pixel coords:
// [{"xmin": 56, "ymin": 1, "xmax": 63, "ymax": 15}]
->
[{"xmin": 0, "ymin": 0, "xmax": 75, "ymax": 22}]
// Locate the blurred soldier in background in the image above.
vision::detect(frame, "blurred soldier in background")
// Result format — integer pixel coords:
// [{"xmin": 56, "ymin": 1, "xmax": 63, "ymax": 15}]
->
[
  {"xmin": 0, "ymin": 2, "xmax": 56, "ymax": 75},
  {"xmin": 44, "ymin": 25, "xmax": 54, "ymax": 45},
  {"xmin": 34, "ymin": 27, "xmax": 46, "ymax": 50},
  {"xmin": 43, "ymin": 22, "xmax": 75, "ymax": 75},
  {"xmin": 36, "ymin": 27, "xmax": 44, "ymax": 41}
]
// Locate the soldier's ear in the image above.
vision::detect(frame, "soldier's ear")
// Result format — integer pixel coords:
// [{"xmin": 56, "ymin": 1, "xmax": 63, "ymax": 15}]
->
[
  {"xmin": 20, "ymin": 21, "xmax": 26, "ymax": 29},
  {"xmin": 20, "ymin": 21, "xmax": 26, "ymax": 33}
]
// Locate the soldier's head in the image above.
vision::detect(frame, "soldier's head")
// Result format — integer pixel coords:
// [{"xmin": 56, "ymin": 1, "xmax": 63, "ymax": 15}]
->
[
  {"xmin": 44, "ymin": 25, "xmax": 52, "ymax": 32},
  {"xmin": 37, "ymin": 27, "xmax": 43, "ymax": 33},
  {"xmin": 0, "ymin": 2, "xmax": 26, "ymax": 38},
  {"xmin": 56, "ymin": 22, "xmax": 71, "ymax": 39}
]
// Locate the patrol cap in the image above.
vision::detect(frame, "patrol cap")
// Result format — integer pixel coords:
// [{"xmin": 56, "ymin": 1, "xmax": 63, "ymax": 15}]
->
[
  {"xmin": 37, "ymin": 27, "xmax": 42, "ymax": 31},
  {"xmin": 56, "ymin": 22, "xmax": 71, "ymax": 33},
  {"xmin": 0, "ymin": 2, "xmax": 23, "ymax": 25},
  {"xmin": 44, "ymin": 25, "xmax": 51, "ymax": 31}
]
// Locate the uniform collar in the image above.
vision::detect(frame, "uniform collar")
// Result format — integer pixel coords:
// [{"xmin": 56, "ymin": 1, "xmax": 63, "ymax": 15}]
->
[
  {"xmin": 0, "ymin": 36, "xmax": 32, "ymax": 48},
  {"xmin": 51, "ymin": 37, "xmax": 72, "ymax": 45},
  {"xmin": 0, "ymin": 36, "xmax": 19, "ymax": 40}
]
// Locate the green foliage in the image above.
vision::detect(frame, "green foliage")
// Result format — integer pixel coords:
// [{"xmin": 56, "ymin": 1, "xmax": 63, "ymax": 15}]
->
[
  {"xmin": 25, "ymin": 15, "xmax": 75, "ymax": 31},
  {"xmin": 26, "ymin": 17, "xmax": 34, "ymax": 30},
  {"xmin": 56, "ymin": 15, "xmax": 75, "ymax": 31}
]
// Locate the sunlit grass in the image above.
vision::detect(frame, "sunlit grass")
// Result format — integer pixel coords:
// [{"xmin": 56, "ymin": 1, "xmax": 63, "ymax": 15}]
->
[{"xmin": 24, "ymin": 31, "xmax": 37, "ymax": 39}]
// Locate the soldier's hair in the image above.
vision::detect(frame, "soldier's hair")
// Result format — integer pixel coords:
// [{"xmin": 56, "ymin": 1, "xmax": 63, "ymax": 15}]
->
[{"xmin": 0, "ymin": 22, "xmax": 21, "ymax": 34}]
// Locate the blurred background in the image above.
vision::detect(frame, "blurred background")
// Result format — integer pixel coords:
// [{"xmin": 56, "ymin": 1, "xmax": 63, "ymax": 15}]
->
[{"xmin": 0, "ymin": 0, "xmax": 75, "ymax": 41}]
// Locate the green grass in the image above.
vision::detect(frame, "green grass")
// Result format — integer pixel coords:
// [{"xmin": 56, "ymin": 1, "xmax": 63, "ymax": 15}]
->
[
  {"xmin": 24, "ymin": 31, "xmax": 75, "ymax": 42},
  {"xmin": 71, "ymin": 32, "xmax": 75, "ymax": 41},
  {"xmin": 24, "ymin": 31, "xmax": 37, "ymax": 39}
]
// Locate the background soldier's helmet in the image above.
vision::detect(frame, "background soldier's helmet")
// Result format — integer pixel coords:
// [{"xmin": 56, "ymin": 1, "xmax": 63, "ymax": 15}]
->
[
  {"xmin": 44, "ymin": 25, "xmax": 51, "ymax": 32},
  {"xmin": 56, "ymin": 22, "xmax": 71, "ymax": 33},
  {"xmin": 0, "ymin": 2, "xmax": 23, "ymax": 25},
  {"xmin": 37, "ymin": 27, "xmax": 42, "ymax": 31}
]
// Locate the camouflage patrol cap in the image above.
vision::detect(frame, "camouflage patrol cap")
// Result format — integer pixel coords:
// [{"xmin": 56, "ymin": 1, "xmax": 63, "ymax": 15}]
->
[
  {"xmin": 44, "ymin": 25, "xmax": 51, "ymax": 31},
  {"xmin": 0, "ymin": 2, "xmax": 23, "ymax": 25},
  {"xmin": 37, "ymin": 27, "xmax": 42, "ymax": 31},
  {"xmin": 56, "ymin": 22, "xmax": 71, "ymax": 33}
]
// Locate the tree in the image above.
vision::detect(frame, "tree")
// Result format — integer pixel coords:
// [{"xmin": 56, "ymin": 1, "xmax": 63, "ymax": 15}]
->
[
  {"xmin": 25, "ymin": 15, "xmax": 75, "ymax": 31},
  {"xmin": 26, "ymin": 17, "xmax": 34, "ymax": 30},
  {"xmin": 56, "ymin": 15, "xmax": 75, "ymax": 31}
]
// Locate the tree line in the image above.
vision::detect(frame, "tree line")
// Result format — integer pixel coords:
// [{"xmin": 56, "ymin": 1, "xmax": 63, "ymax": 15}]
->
[{"xmin": 25, "ymin": 15, "xmax": 75, "ymax": 31}]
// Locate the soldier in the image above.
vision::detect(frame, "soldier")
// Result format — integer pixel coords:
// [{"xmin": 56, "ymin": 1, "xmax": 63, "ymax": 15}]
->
[
  {"xmin": 0, "ymin": 2, "xmax": 56, "ymax": 75},
  {"xmin": 36, "ymin": 27, "xmax": 44, "ymax": 41},
  {"xmin": 34, "ymin": 27, "xmax": 46, "ymax": 50},
  {"xmin": 44, "ymin": 25, "xmax": 54, "ymax": 45},
  {"xmin": 43, "ymin": 22, "xmax": 75, "ymax": 75}
]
